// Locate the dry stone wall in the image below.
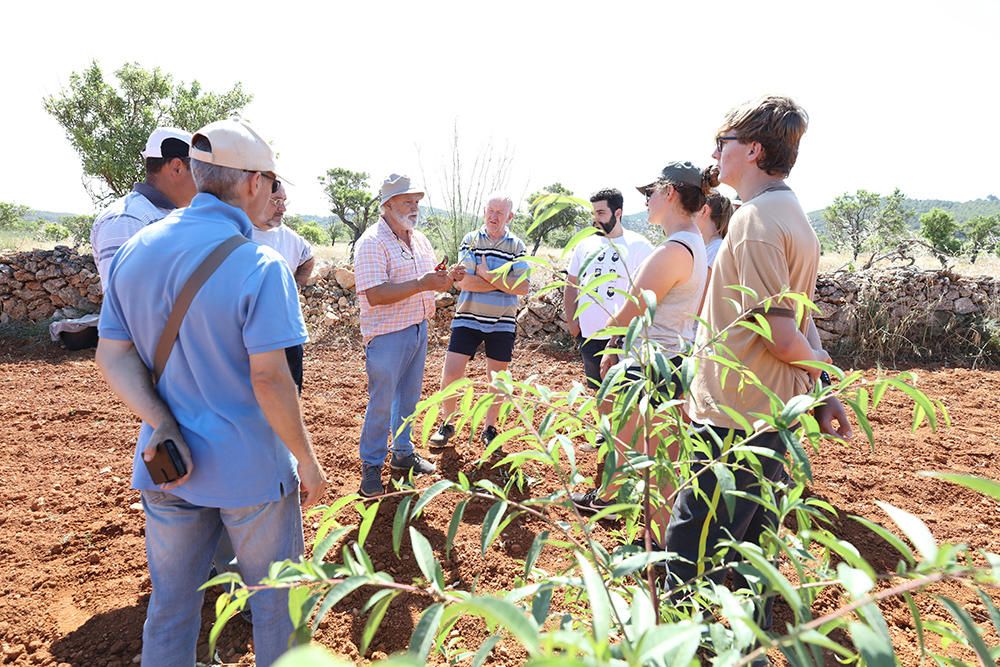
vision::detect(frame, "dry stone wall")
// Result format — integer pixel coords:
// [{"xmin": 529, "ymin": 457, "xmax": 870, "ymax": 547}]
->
[
  {"xmin": 0, "ymin": 247, "xmax": 101, "ymax": 323},
  {"xmin": 2, "ymin": 249, "xmax": 998, "ymax": 360}
]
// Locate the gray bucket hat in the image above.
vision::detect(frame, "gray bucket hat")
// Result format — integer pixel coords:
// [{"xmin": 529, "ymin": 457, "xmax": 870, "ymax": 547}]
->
[
  {"xmin": 379, "ymin": 173, "xmax": 425, "ymax": 206},
  {"xmin": 636, "ymin": 161, "xmax": 703, "ymax": 196}
]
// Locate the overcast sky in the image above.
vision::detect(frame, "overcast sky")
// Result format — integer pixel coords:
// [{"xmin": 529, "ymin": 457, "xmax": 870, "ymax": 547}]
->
[{"xmin": 2, "ymin": 0, "xmax": 996, "ymax": 218}]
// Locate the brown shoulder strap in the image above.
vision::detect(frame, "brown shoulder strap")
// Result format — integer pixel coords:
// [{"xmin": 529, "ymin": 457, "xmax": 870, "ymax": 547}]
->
[{"xmin": 152, "ymin": 235, "xmax": 251, "ymax": 384}]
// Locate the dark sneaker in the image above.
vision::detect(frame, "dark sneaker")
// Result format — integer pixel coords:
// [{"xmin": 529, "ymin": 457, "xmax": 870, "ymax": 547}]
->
[
  {"xmin": 428, "ymin": 423, "xmax": 456, "ymax": 449},
  {"xmin": 390, "ymin": 451, "xmax": 436, "ymax": 475},
  {"xmin": 359, "ymin": 463, "xmax": 384, "ymax": 497},
  {"xmin": 749, "ymin": 655, "xmax": 771, "ymax": 667},
  {"xmin": 481, "ymin": 425, "xmax": 499, "ymax": 446},
  {"xmin": 570, "ymin": 488, "xmax": 618, "ymax": 518}
]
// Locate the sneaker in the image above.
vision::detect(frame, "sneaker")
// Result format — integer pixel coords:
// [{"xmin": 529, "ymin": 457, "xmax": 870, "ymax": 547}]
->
[
  {"xmin": 579, "ymin": 433, "xmax": 605, "ymax": 453},
  {"xmin": 390, "ymin": 451, "xmax": 436, "ymax": 475},
  {"xmin": 428, "ymin": 423, "xmax": 456, "ymax": 449},
  {"xmin": 359, "ymin": 463, "xmax": 384, "ymax": 497},
  {"xmin": 481, "ymin": 425, "xmax": 499, "ymax": 446},
  {"xmin": 570, "ymin": 488, "xmax": 618, "ymax": 518}
]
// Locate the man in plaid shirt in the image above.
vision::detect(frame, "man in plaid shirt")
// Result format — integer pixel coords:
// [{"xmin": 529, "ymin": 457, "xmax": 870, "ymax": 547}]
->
[{"xmin": 354, "ymin": 173, "xmax": 464, "ymax": 497}]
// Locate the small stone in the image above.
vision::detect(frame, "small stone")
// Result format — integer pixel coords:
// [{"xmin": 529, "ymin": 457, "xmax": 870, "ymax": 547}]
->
[
  {"xmin": 99, "ymin": 466, "xmax": 112, "ymax": 474},
  {"xmin": 129, "ymin": 503, "xmax": 143, "ymax": 511},
  {"xmin": 131, "ymin": 655, "xmax": 141, "ymax": 664},
  {"xmin": 31, "ymin": 497, "xmax": 45, "ymax": 511}
]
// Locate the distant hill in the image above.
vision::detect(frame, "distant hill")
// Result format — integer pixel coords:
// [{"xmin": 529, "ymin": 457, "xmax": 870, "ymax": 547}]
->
[
  {"xmin": 808, "ymin": 195, "xmax": 1000, "ymax": 234},
  {"xmin": 25, "ymin": 210, "xmax": 79, "ymax": 223}
]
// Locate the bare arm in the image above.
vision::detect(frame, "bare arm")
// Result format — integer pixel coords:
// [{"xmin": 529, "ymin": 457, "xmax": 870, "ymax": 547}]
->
[
  {"xmin": 761, "ymin": 313, "xmax": 827, "ymax": 379},
  {"xmin": 563, "ymin": 274, "xmax": 580, "ymax": 337},
  {"xmin": 365, "ymin": 271, "xmax": 452, "ymax": 305},
  {"xmin": 249, "ymin": 349, "xmax": 327, "ymax": 507},
  {"xmin": 294, "ymin": 257, "xmax": 315, "ymax": 287},
  {"xmin": 607, "ymin": 243, "xmax": 692, "ymax": 328},
  {"xmin": 96, "ymin": 339, "xmax": 174, "ymax": 428},
  {"xmin": 472, "ymin": 261, "xmax": 530, "ymax": 295}
]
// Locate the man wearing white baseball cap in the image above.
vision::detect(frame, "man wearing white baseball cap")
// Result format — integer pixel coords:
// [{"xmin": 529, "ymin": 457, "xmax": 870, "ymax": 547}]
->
[
  {"xmin": 90, "ymin": 127, "xmax": 198, "ymax": 289},
  {"xmin": 96, "ymin": 118, "xmax": 326, "ymax": 667}
]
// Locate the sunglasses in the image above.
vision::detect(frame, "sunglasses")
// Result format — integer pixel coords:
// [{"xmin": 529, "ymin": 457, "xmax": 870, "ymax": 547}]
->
[
  {"xmin": 244, "ymin": 169, "xmax": 282, "ymax": 194},
  {"xmin": 716, "ymin": 135, "xmax": 740, "ymax": 153}
]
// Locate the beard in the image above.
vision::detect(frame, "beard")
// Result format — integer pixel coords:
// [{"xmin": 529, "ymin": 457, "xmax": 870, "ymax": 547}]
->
[{"xmin": 596, "ymin": 214, "xmax": 618, "ymax": 236}]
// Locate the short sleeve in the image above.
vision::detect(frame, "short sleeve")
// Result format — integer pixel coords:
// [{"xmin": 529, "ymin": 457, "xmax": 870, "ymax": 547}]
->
[
  {"xmin": 242, "ymin": 258, "xmax": 308, "ymax": 355},
  {"xmin": 509, "ymin": 237, "xmax": 529, "ymax": 277},
  {"xmin": 97, "ymin": 277, "xmax": 131, "ymax": 341},
  {"xmin": 731, "ymin": 239, "xmax": 794, "ymax": 313},
  {"xmin": 297, "ymin": 233, "xmax": 313, "ymax": 264},
  {"xmin": 567, "ymin": 244, "xmax": 582, "ymax": 278},
  {"xmin": 354, "ymin": 235, "xmax": 389, "ymax": 292},
  {"xmin": 459, "ymin": 232, "xmax": 477, "ymax": 274}
]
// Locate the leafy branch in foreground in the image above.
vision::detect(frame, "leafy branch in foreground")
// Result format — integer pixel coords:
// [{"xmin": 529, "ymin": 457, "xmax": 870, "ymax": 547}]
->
[{"xmin": 206, "ymin": 244, "xmax": 995, "ymax": 666}]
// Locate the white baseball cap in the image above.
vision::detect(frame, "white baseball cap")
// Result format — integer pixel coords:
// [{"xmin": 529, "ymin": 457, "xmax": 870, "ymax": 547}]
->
[
  {"xmin": 141, "ymin": 127, "xmax": 193, "ymax": 159},
  {"xmin": 190, "ymin": 119, "xmax": 290, "ymax": 183}
]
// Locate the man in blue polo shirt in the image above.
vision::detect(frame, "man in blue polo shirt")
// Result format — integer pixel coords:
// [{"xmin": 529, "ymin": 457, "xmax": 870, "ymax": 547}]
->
[
  {"xmin": 429, "ymin": 194, "xmax": 529, "ymax": 450},
  {"xmin": 96, "ymin": 119, "xmax": 327, "ymax": 667}
]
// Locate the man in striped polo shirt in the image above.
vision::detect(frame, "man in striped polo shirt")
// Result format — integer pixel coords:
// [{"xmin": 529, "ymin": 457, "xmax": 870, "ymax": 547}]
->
[{"xmin": 429, "ymin": 194, "xmax": 529, "ymax": 449}]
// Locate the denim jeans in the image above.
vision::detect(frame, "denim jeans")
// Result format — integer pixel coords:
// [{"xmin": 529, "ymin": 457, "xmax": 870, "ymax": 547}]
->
[
  {"xmin": 140, "ymin": 488, "xmax": 304, "ymax": 667},
  {"xmin": 663, "ymin": 426, "xmax": 787, "ymax": 631},
  {"xmin": 359, "ymin": 321, "xmax": 428, "ymax": 466}
]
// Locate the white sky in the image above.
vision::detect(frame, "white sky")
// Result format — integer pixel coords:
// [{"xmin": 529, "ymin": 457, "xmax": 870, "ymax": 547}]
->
[{"xmin": 2, "ymin": 0, "xmax": 997, "ymax": 218}]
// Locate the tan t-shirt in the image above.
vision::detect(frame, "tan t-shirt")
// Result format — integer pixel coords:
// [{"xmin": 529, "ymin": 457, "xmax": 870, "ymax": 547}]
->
[{"xmin": 687, "ymin": 187, "xmax": 820, "ymax": 430}]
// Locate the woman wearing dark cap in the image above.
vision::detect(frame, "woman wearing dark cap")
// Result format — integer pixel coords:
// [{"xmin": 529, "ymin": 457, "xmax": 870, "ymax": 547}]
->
[{"xmin": 572, "ymin": 161, "xmax": 717, "ymax": 547}]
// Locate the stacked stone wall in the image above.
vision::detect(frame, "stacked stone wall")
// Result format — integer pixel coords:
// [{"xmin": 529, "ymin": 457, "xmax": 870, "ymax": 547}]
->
[{"xmin": 3, "ymin": 249, "xmax": 998, "ymax": 361}]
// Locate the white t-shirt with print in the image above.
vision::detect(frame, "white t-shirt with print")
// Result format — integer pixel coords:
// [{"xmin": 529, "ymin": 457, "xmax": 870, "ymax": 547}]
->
[
  {"xmin": 252, "ymin": 225, "xmax": 313, "ymax": 272},
  {"xmin": 567, "ymin": 229, "xmax": 654, "ymax": 339}
]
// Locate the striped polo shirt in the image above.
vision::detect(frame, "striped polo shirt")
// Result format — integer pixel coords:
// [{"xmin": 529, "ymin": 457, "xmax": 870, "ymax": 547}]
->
[{"xmin": 454, "ymin": 227, "xmax": 528, "ymax": 334}]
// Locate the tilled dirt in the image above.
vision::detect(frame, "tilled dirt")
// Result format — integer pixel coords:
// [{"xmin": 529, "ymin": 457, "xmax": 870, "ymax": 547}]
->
[{"xmin": 0, "ymin": 333, "xmax": 997, "ymax": 666}]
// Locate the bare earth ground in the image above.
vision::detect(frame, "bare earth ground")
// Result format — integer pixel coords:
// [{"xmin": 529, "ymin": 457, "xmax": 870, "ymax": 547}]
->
[{"xmin": 0, "ymin": 332, "xmax": 998, "ymax": 667}]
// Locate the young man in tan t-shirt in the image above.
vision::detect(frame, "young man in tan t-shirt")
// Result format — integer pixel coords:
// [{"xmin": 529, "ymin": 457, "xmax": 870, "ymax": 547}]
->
[{"xmin": 664, "ymin": 97, "xmax": 852, "ymax": 648}]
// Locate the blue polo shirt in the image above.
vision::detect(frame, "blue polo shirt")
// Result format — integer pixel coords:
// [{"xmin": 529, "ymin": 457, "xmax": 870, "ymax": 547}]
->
[{"xmin": 99, "ymin": 193, "xmax": 308, "ymax": 508}]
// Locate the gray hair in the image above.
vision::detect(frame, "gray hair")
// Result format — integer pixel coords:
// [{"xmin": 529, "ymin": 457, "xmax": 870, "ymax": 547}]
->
[
  {"xmin": 190, "ymin": 135, "xmax": 251, "ymax": 203},
  {"xmin": 484, "ymin": 192, "xmax": 514, "ymax": 213}
]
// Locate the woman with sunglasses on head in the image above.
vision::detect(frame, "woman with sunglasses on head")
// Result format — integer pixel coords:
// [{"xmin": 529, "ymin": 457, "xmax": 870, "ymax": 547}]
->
[{"xmin": 572, "ymin": 161, "xmax": 717, "ymax": 549}]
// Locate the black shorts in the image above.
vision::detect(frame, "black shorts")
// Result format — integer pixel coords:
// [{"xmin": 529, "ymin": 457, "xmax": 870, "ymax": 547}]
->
[
  {"xmin": 577, "ymin": 335, "xmax": 608, "ymax": 390},
  {"xmin": 623, "ymin": 355, "xmax": 684, "ymax": 407},
  {"xmin": 448, "ymin": 326, "xmax": 516, "ymax": 362}
]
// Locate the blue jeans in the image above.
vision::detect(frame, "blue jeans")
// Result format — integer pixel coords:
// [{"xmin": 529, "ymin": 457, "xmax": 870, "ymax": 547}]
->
[
  {"xmin": 359, "ymin": 321, "xmax": 428, "ymax": 465},
  {"xmin": 140, "ymin": 489, "xmax": 304, "ymax": 667}
]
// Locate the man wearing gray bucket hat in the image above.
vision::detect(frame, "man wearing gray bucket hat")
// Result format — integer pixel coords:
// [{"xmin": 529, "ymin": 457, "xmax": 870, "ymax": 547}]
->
[
  {"xmin": 354, "ymin": 173, "xmax": 465, "ymax": 497},
  {"xmin": 96, "ymin": 119, "xmax": 325, "ymax": 667}
]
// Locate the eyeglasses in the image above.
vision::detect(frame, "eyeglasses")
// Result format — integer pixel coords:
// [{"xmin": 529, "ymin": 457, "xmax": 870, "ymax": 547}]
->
[
  {"xmin": 716, "ymin": 135, "xmax": 740, "ymax": 153},
  {"xmin": 269, "ymin": 197, "xmax": 287, "ymax": 207}
]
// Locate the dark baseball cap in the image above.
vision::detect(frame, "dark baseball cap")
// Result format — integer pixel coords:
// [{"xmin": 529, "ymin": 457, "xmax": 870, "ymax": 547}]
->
[{"xmin": 636, "ymin": 161, "xmax": 703, "ymax": 196}]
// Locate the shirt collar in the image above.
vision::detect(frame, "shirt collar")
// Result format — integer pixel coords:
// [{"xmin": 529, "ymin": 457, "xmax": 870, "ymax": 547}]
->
[
  {"xmin": 480, "ymin": 226, "xmax": 510, "ymax": 242},
  {"xmin": 186, "ymin": 193, "xmax": 255, "ymax": 238},
  {"xmin": 133, "ymin": 182, "xmax": 176, "ymax": 210}
]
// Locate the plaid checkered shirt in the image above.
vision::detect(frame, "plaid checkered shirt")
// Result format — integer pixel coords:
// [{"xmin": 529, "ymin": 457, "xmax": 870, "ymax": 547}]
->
[{"xmin": 354, "ymin": 218, "xmax": 437, "ymax": 344}]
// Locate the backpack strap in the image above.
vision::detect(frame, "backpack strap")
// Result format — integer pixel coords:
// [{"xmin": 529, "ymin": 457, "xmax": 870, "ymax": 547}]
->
[{"xmin": 151, "ymin": 235, "xmax": 250, "ymax": 384}]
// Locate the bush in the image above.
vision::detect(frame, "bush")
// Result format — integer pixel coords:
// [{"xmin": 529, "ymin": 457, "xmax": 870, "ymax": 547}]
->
[
  {"xmin": 294, "ymin": 221, "xmax": 329, "ymax": 246},
  {"xmin": 61, "ymin": 214, "xmax": 95, "ymax": 247},
  {"xmin": 40, "ymin": 223, "xmax": 70, "ymax": 242},
  {"xmin": 204, "ymin": 240, "xmax": 997, "ymax": 667}
]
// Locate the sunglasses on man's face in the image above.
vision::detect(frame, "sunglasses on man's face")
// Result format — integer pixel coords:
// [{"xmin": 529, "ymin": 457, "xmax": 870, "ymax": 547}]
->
[{"xmin": 244, "ymin": 169, "xmax": 281, "ymax": 194}]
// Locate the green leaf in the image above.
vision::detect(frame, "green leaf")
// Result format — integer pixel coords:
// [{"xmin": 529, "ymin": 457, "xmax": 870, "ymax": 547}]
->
[
  {"xmin": 481, "ymin": 500, "xmax": 508, "ymax": 556},
  {"xmin": 311, "ymin": 576, "xmax": 369, "ymax": 633},
  {"xmin": 446, "ymin": 499, "xmax": 468, "ymax": 560},
  {"xmin": 272, "ymin": 644, "xmax": 356, "ymax": 667},
  {"xmin": 848, "ymin": 621, "xmax": 895, "ymax": 667},
  {"xmin": 727, "ymin": 542, "xmax": 805, "ymax": 621},
  {"xmin": 356, "ymin": 500, "xmax": 380, "ymax": 549},
  {"xmin": 412, "ymin": 479, "xmax": 453, "ymax": 517},
  {"xmin": 452, "ymin": 597, "xmax": 539, "ymax": 654},
  {"xmin": 575, "ymin": 552, "xmax": 611, "ymax": 640},
  {"xmin": 845, "ymin": 398, "xmax": 876, "ymax": 449},
  {"xmin": 288, "ymin": 585, "xmax": 313, "ymax": 628},
  {"xmin": 780, "ymin": 428, "xmax": 813, "ymax": 482},
  {"xmin": 711, "ymin": 462, "xmax": 737, "ymax": 520},
  {"xmin": 392, "ymin": 495, "xmax": 413, "ymax": 558},
  {"xmin": 409, "ymin": 603, "xmax": 444, "ymax": 660},
  {"xmin": 312, "ymin": 525, "xmax": 351, "ymax": 564},
  {"xmin": 780, "ymin": 394, "xmax": 815, "ymax": 426},
  {"xmin": 902, "ymin": 592, "xmax": 927, "ymax": 660},
  {"xmin": 409, "ymin": 527, "xmax": 440, "ymax": 589},
  {"xmin": 975, "ymin": 587, "xmax": 1000, "ymax": 638},
  {"xmin": 939, "ymin": 596, "xmax": 995, "ymax": 666},
  {"xmin": 849, "ymin": 514, "xmax": 916, "ymax": 566},
  {"xmin": 530, "ymin": 584, "xmax": 553, "ymax": 626},
  {"xmin": 876, "ymin": 500, "xmax": 938, "ymax": 562},
  {"xmin": 471, "ymin": 634, "xmax": 501, "ymax": 667},
  {"xmin": 919, "ymin": 471, "xmax": 1000, "ymax": 502},
  {"xmin": 360, "ymin": 589, "xmax": 400, "ymax": 655},
  {"xmin": 524, "ymin": 530, "xmax": 548, "ymax": 578},
  {"xmin": 885, "ymin": 378, "xmax": 938, "ymax": 431}
]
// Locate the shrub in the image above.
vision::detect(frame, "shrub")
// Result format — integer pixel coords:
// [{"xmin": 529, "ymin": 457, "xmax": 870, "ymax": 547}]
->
[
  {"xmin": 40, "ymin": 223, "xmax": 70, "ymax": 242},
  {"xmin": 204, "ymin": 238, "xmax": 997, "ymax": 667},
  {"xmin": 295, "ymin": 221, "xmax": 329, "ymax": 246}
]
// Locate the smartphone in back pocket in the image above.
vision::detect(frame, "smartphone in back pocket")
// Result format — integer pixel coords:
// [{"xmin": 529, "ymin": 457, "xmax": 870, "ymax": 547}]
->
[{"xmin": 145, "ymin": 439, "xmax": 187, "ymax": 484}]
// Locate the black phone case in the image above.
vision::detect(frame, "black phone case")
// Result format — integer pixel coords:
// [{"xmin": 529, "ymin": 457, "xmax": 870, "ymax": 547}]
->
[{"xmin": 145, "ymin": 439, "xmax": 187, "ymax": 484}]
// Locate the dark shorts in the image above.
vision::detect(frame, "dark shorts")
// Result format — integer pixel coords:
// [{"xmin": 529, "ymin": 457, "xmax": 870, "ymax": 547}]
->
[
  {"xmin": 577, "ymin": 335, "xmax": 608, "ymax": 390},
  {"xmin": 284, "ymin": 344, "xmax": 304, "ymax": 394},
  {"xmin": 448, "ymin": 326, "xmax": 516, "ymax": 362},
  {"xmin": 623, "ymin": 355, "xmax": 684, "ymax": 406}
]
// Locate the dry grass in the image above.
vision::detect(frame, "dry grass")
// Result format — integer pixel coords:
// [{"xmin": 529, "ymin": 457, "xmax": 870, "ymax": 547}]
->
[{"xmin": 818, "ymin": 248, "xmax": 1000, "ymax": 277}]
